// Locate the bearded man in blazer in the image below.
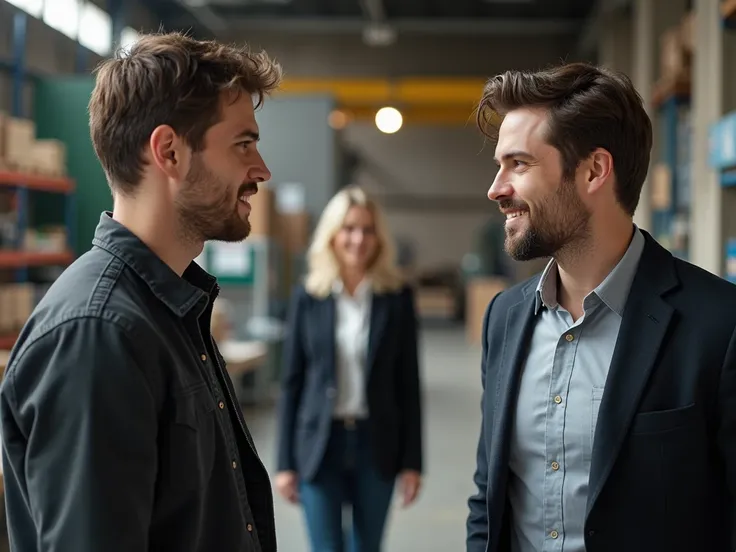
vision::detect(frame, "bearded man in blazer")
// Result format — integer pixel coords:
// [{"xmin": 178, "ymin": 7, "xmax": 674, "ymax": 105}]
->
[{"xmin": 466, "ymin": 61, "xmax": 736, "ymax": 552}]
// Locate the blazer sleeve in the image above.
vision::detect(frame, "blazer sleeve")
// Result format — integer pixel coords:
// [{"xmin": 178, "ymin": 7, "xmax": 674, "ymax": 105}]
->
[
  {"xmin": 276, "ymin": 285, "xmax": 308, "ymax": 473},
  {"xmin": 467, "ymin": 294, "xmax": 499, "ymax": 552},
  {"xmin": 397, "ymin": 285, "xmax": 423, "ymax": 473},
  {"xmin": 717, "ymin": 324, "xmax": 736, "ymax": 545}
]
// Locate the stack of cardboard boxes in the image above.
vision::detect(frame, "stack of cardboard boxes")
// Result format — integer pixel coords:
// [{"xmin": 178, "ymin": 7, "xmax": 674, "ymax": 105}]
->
[
  {"xmin": 0, "ymin": 283, "xmax": 46, "ymax": 348},
  {"xmin": 653, "ymin": 12, "xmax": 694, "ymax": 105},
  {"xmin": 248, "ymin": 183, "xmax": 311, "ymax": 291},
  {"xmin": 0, "ymin": 113, "xmax": 67, "ymax": 177}
]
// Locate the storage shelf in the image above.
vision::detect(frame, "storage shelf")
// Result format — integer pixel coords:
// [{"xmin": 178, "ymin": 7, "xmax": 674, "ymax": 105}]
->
[
  {"xmin": 723, "ymin": 0, "xmax": 736, "ymax": 22},
  {"xmin": 0, "ymin": 171, "xmax": 74, "ymax": 194},
  {"xmin": 0, "ymin": 250, "xmax": 74, "ymax": 268},
  {"xmin": 0, "ymin": 333, "xmax": 18, "ymax": 350},
  {"xmin": 652, "ymin": 77, "xmax": 692, "ymax": 110}
]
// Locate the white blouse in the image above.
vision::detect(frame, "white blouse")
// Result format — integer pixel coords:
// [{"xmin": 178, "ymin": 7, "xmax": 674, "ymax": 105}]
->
[{"xmin": 332, "ymin": 279, "xmax": 371, "ymax": 419}]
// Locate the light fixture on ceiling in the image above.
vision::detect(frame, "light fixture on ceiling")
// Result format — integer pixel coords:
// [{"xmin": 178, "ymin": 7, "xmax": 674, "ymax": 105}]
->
[{"xmin": 375, "ymin": 106, "xmax": 403, "ymax": 134}]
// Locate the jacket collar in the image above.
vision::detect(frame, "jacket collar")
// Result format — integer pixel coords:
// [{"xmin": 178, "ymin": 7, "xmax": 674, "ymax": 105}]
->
[{"xmin": 91, "ymin": 212, "xmax": 217, "ymax": 317}]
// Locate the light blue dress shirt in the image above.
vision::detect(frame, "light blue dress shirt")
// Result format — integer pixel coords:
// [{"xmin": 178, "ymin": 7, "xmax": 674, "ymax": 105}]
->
[{"xmin": 508, "ymin": 227, "xmax": 645, "ymax": 552}]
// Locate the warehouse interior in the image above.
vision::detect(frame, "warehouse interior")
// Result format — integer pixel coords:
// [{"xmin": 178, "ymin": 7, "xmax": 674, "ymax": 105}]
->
[{"xmin": 1, "ymin": 0, "xmax": 736, "ymax": 549}]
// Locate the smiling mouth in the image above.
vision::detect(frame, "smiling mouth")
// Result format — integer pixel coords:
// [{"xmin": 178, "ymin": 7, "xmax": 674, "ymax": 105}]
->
[{"xmin": 505, "ymin": 210, "xmax": 528, "ymax": 220}]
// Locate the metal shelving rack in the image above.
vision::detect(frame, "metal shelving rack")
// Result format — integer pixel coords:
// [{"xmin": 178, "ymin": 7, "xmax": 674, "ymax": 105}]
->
[
  {"xmin": 0, "ymin": 9, "xmax": 78, "ymax": 350},
  {"xmin": 710, "ymin": 2, "xmax": 736, "ymax": 283}
]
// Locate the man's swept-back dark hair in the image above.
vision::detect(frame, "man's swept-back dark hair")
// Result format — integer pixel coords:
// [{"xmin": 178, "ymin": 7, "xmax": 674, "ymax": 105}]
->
[
  {"xmin": 476, "ymin": 62, "xmax": 652, "ymax": 216},
  {"xmin": 89, "ymin": 31, "xmax": 282, "ymax": 196}
]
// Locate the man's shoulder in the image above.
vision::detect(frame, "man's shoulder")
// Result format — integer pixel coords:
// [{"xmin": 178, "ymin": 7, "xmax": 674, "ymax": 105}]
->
[
  {"xmin": 486, "ymin": 273, "xmax": 540, "ymax": 314},
  {"xmin": 18, "ymin": 247, "xmax": 155, "ymax": 351},
  {"xmin": 670, "ymin": 256, "xmax": 736, "ymax": 323}
]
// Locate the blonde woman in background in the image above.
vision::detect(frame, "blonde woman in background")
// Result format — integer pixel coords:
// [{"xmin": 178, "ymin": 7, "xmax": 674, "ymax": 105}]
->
[{"xmin": 275, "ymin": 186, "xmax": 423, "ymax": 552}]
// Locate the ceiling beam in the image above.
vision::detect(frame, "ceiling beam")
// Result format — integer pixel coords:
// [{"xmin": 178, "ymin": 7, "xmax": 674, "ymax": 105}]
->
[{"xmin": 222, "ymin": 16, "xmax": 583, "ymax": 35}]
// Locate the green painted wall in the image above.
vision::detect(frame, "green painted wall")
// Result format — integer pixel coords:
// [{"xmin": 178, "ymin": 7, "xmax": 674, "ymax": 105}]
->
[{"xmin": 34, "ymin": 77, "xmax": 111, "ymax": 256}]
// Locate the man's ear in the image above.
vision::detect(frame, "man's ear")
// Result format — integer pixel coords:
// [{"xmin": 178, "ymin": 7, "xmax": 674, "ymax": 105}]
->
[
  {"xmin": 585, "ymin": 147, "xmax": 614, "ymax": 195},
  {"xmin": 149, "ymin": 124, "xmax": 190, "ymax": 182}
]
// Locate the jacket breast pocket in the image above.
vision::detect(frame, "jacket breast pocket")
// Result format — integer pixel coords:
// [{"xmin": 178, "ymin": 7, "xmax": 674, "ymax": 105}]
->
[
  {"xmin": 162, "ymin": 383, "xmax": 217, "ymax": 493},
  {"xmin": 630, "ymin": 403, "xmax": 697, "ymax": 435}
]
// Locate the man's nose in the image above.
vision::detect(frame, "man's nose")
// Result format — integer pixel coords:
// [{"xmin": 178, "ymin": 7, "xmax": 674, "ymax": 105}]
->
[{"xmin": 488, "ymin": 172, "xmax": 513, "ymax": 202}]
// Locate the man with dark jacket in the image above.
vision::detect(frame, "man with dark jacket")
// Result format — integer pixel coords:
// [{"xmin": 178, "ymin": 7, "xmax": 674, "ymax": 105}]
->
[
  {"xmin": 467, "ymin": 62, "xmax": 736, "ymax": 552},
  {"xmin": 0, "ymin": 32, "xmax": 282, "ymax": 552}
]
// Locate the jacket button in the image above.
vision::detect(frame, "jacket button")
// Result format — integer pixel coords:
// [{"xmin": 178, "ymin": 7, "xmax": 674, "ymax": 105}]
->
[{"xmin": 247, "ymin": 523, "xmax": 253, "ymax": 532}]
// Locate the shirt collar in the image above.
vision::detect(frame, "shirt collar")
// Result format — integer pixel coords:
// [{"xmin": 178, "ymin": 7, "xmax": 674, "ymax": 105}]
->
[
  {"xmin": 332, "ymin": 278, "xmax": 372, "ymax": 301},
  {"xmin": 535, "ymin": 226, "xmax": 645, "ymax": 316},
  {"xmin": 91, "ymin": 211, "xmax": 217, "ymax": 318}
]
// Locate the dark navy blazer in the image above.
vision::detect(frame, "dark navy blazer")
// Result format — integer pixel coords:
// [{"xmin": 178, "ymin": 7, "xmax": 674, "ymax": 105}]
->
[
  {"xmin": 467, "ymin": 231, "xmax": 736, "ymax": 552},
  {"xmin": 276, "ymin": 283, "xmax": 423, "ymax": 482}
]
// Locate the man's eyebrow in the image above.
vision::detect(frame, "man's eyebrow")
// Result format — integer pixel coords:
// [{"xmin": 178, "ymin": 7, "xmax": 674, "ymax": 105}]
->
[
  {"xmin": 493, "ymin": 150, "xmax": 535, "ymax": 164},
  {"xmin": 235, "ymin": 129, "xmax": 260, "ymax": 141}
]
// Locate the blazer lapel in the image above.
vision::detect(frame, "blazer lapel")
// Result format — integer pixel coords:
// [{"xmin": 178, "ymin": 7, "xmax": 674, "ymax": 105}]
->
[
  {"xmin": 313, "ymin": 295, "xmax": 336, "ymax": 379},
  {"xmin": 490, "ymin": 280, "xmax": 539, "ymax": 462},
  {"xmin": 586, "ymin": 234, "xmax": 678, "ymax": 516},
  {"xmin": 367, "ymin": 292, "xmax": 388, "ymax": 375}
]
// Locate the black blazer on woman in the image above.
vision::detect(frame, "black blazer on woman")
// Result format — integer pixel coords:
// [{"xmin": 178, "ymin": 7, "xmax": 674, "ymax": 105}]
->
[{"xmin": 276, "ymin": 283, "xmax": 423, "ymax": 482}]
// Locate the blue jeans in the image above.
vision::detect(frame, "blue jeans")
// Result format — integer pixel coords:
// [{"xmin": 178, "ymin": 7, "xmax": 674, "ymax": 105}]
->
[{"xmin": 299, "ymin": 420, "xmax": 395, "ymax": 552}]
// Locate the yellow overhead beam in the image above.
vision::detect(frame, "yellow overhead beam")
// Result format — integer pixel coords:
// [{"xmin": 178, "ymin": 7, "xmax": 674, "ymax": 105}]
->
[
  {"xmin": 335, "ymin": 105, "xmax": 480, "ymax": 126},
  {"xmin": 277, "ymin": 77, "xmax": 488, "ymax": 108}
]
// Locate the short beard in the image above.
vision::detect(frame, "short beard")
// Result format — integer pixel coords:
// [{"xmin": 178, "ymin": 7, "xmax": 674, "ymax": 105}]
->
[
  {"xmin": 175, "ymin": 155, "xmax": 251, "ymax": 245},
  {"xmin": 505, "ymin": 177, "xmax": 590, "ymax": 262}
]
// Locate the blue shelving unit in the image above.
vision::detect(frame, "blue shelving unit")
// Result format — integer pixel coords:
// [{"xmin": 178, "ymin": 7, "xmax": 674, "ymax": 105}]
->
[
  {"xmin": 0, "ymin": 10, "xmax": 77, "ymax": 284},
  {"xmin": 709, "ymin": 111, "xmax": 736, "ymax": 282},
  {"xmin": 652, "ymin": 90, "xmax": 692, "ymax": 261}
]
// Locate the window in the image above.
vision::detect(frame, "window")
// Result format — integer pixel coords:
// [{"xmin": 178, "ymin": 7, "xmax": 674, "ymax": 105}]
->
[
  {"xmin": 5, "ymin": 0, "xmax": 44, "ymax": 17},
  {"xmin": 43, "ymin": 0, "xmax": 80, "ymax": 40},
  {"xmin": 78, "ymin": 1, "xmax": 112, "ymax": 56},
  {"xmin": 120, "ymin": 26, "xmax": 140, "ymax": 51}
]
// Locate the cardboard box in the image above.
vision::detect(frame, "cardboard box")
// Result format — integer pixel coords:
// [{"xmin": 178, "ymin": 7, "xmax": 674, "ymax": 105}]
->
[
  {"xmin": 249, "ymin": 185, "xmax": 276, "ymax": 237},
  {"xmin": 3, "ymin": 118, "xmax": 36, "ymax": 169},
  {"xmin": 278, "ymin": 211, "xmax": 310, "ymax": 254},
  {"xmin": 416, "ymin": 286, "xmax": 456, "ymax": 319},
  {"xmin": 11, "ymin": 284, "xmax": 35, "ymax": 328},
  {"xmin": 0, "ymin": 286, "xmax": 13, "ymax": 333},
  {"xmin": 466, "ymin": 277, "xmax": 508, "ymax": 345},
  {"xmin": 680, "ymin": 11, "xmax": 695, "ymax": 53},
  {"xmin": 660, "ymin": 27, "xmax": 691, "ymax": 80},
  {"xmin": 32, "ymin": 139, "xmax": 67, "ymax": 176}
]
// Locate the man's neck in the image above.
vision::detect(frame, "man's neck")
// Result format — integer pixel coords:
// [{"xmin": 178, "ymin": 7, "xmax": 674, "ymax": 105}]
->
[
  {"xmin": 555, "ymin": 220, "xmax": 635, "ymax": 320},
  {"xmin": 112, "ymin": 199, "xmax": 200, "ymax": 277}
]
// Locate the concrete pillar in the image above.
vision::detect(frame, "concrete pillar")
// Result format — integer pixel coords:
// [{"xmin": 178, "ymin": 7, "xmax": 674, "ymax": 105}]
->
[
  {"xmin": 689, "ymin": 0, "xmax": 736, "ymax": 275},
  {"xmin": 631, "ymin": 0, "xmax": 688, "ymax": 232}
]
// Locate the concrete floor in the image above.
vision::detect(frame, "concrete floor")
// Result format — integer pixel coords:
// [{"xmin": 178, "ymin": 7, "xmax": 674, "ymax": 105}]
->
[{"xmin": 245, "ymin": 325, "xmax": 484, "ymax": 552}]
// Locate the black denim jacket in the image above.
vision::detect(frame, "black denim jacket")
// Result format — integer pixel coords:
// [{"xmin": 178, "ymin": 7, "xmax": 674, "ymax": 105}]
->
[{"xmin": 0, "ymin": 212, "xmax": 276, "ymax": 552}]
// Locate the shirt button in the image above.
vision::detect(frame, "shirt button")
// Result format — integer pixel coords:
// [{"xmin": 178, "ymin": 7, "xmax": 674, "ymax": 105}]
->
[
  {"xmin": 551, "ymin": 461, "xmax": 560, "ymax": 471},
  {"xmin": 232, "ymin": 461, "xmax": 237, "ymax": 469},
  {"xmin": 554, "ymin": 395, "xmax": 563, "ymax": 404},
  {"xmin": 200, "ymin": 354, "xmax": 207, "ymax": 361},
  {"xmin": 218, "ymin": 401, "xmax": 225, "ymax": 410},
  {"xmin": 550, "ymin": 530, "xmax": 559, "ymax": 539},
  {"xmin": 565, "ymin": 334, "xmax": 574, "ymax": 342},
  {"xmin": 246, "ymin": 523, "xmax": 253, "ymax": 532}
]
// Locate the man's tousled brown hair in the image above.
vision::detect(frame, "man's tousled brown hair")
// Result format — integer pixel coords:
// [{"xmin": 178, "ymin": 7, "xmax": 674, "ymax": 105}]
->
[
  {"xmin": 476, "ymin": 62, "xmax": 652, "ymax": 216},
  {"xmin": 89, "ymin": 31, "xmax": 282, "ymax": 195}
]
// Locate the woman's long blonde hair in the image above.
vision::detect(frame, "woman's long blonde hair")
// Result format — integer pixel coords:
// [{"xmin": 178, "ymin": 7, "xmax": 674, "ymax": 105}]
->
[{"xmin": 304, "ymin": 186, "xmax": 404, "ymax": 298}]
